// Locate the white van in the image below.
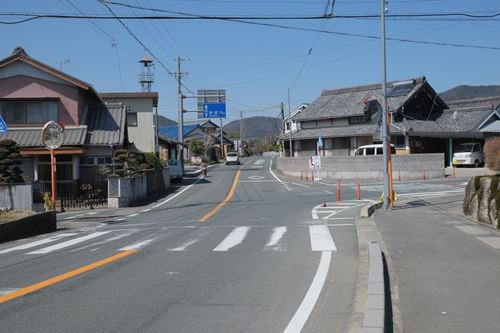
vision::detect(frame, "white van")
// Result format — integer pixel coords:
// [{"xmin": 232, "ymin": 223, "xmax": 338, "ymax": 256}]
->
[
  {"xmin": 453, "ymin": 142, "xmax": 483, "ymax": 167},
  {"xmin": 354, "ymin": 144, "xmax": 396, "ymax": 156}
]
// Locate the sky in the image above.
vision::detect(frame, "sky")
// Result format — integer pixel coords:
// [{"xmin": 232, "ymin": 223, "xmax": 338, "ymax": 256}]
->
[{"xmin": 1, "ymin": 0, "xmax": 499, "ymax": 124}]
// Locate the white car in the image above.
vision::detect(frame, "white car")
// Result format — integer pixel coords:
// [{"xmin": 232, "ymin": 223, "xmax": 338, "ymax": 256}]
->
[
  {"xmin": 225, "ymin": 152, "xmax": 240, "ymax": 165},
  {"xmin": 354, "ymin": 144, "xmax": 396, "ymax": 156},
  {"xmin": 168, "ymin": 159, "xmax": 183, "ymax": 181},
  {"xmin": 453, "ymin": 142, "xmax": 484, "ymax": 167}
]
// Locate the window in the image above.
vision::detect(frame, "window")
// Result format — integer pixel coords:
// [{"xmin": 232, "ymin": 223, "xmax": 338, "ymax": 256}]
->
[
  {"xmin": 391, "ymin": 135, "xmax": 406, "ymax": 149},
  {"xmin": 80, "ymin": 156, "xmax": 113, "ymax": 166},
  {"xmin": 80, "ymin": 157, "xmax": 95, "ymax": 166},
  {"xmin": 365, "ymin": 148, "xmax": 375, "ymax": 155},
  {"xmin": 376, "ymin": 147, "xmax": 383, "ymax": 155},
  {"xmin": 0, "ymin": 100, "xmax": 58, "ymax": 124},
  {"xmin": 127, "ymin": 113, "xmax": 138, "ymax": 126},
  {"xmin": 473, "ymin": 144, "xmax": 480, "ymax": 152}
]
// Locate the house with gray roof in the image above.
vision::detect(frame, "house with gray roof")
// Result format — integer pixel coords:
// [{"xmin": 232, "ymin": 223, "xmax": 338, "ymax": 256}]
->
[
  {"xmin": 0, "ymin": 47, "xmax": 127, "ymax": 190},
  {"xmin": 279, "ymin": 76, "xmax": 500, "ymax": 166}
]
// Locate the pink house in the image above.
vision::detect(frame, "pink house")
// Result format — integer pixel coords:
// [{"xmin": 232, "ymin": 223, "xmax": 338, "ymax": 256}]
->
[{"xmin": 0, "ymin": 47, "xmax": 126, "ymax": 195}]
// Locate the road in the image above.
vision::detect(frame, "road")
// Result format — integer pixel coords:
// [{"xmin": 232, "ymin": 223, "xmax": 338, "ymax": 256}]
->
[
  {"xmin": 0, "ymin": 156, "xmax": 480, "ymax": 332},
  {"xmin": 0, "ymin": 156, "xmax": 365, "ymax": 333}
]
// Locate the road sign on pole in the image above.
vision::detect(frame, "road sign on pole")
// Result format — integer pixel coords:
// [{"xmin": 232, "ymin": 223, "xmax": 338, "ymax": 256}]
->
[
  {"xmin": 203, "ymin": 103, "xmax": 226, "ymax": 118},
  {"xmin": 0, "ymin": 116, "xmax": 8, "ymax": 134}
]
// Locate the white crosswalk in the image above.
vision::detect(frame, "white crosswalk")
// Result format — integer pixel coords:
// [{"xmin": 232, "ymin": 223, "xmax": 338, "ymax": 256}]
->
[{"xmin": 0, "ymin": 224, "xmax": 349, "ymax": 256}]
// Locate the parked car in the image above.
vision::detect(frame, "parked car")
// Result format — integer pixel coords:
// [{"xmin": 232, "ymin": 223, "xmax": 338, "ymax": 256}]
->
[
  {"xmin": 168, "ymin": 159, "xmax": 183, "ymax": 181},
  {"xmin": 453, "ymin": 142, "xmax": 484, "ymax": 167},
  {"xmin": 225, "ymin": 152, "xmax": 240, "ymax": 165},
  {"xmin": 354, "ymin": 144, "xmax": 396, "ymax": 156}
]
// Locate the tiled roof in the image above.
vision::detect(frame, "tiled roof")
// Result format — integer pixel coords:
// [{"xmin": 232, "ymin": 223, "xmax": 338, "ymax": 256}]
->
[
  {"xmin": 0, "ymin": 127, "xmax": 87, "ymax": 147},
  {"xmin": 85, "ymin": 102, "xmax": 125, "ymax": 145},
  {"xmin": 159, "ymin": 125, "xmax": 198, "ymax": 141},
  {"xmin": 444, "ymin": 96, "xmax": 500, "ymax": 109},
  {"xmin": 480, "ymin": 120, "xmax": 500, "ymax": 133},
  {"xmin": 281, "ymin": 124, "xmax": 378, "ymax": 140},
  {"xmin": 294, "ymin": 77, "xmax": 429, "ymax": 121}
]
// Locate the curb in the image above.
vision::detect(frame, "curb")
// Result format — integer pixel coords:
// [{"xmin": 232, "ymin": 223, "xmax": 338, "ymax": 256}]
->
[
  {"xmin": 360, "ymin": 201, "xmax": 383, "ymax": 218},
  {"xmin": 363, "ymin": 242, "xmax": 385, "ymax": 333}
]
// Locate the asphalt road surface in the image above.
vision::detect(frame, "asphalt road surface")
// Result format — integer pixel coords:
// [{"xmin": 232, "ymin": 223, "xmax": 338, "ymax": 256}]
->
[{"xmin": 0, "ymin": 156, "xmax": 366, "ymax": 333}]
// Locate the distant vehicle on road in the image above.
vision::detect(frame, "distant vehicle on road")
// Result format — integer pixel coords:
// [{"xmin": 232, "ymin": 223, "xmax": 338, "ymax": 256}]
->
[
  {"xmin": 168, "ymin": 159, "xmax": 183, "ymax": 181},
  {"xmin": 354, "ymin": 144, "xmax": 396, "ymax": 156},
  {"xmin": 225, "ymin": 152, "xmax": 240, "ymax": 165},
  {"xmin": 453, "ymin": 142, "xmax": 484, "ymax": 167}
]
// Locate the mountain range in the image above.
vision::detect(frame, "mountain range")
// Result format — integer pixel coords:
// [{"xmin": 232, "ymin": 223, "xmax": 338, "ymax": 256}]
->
[{"xmin": 439, "ymin": 84, "xmax": 500, "ymax": 101}]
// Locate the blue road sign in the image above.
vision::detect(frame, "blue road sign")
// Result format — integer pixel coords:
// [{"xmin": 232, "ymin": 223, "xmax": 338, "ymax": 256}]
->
[
  {"xmin": 317, "ymin": 136, "xmax": 323, "ymax": 147},
  {"xmin": 0, "ymin": 115, "xmax": 8, "ymax": 135},
  {"xmin": 203, "ymin": 103, "xmax": 226, "ymax": 118}
]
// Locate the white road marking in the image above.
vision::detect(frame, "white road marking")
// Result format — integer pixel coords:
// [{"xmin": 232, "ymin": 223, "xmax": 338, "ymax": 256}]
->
[
  {"xmin": 264, "ymin": 226, "xmax": 287, "ymax": 251},
  {"xmin": 168, "ymin": 239, "xmax": 199, "ymax": 252},
  {"xmin": 269, "ymin": 157, "xmax": 283, "ymax": 183},
  {"xmin": 151, "ymin": 176, "xmax": 205, "ymax": 209},
  {"xmin": 114, "ymin": 218, "xmax": 126, "ymax": 221},
  {"xmin": 284, "ymin": 251, "xmax": 332, "ymax": 333},
  {"xmin": 248, "ymin": 175, "xmax": 265, "ymax": 180},
  {"xmin": 127, "ymin": 213, "xmax": 139, "ymax": 217},
  {"xmin": 239, "ymin": 180, "xmax": 277, "ymax": 183},
  {"xmin": 0, "ymin": 233, "xmax": 77, "ymax": 254},
  {"xmin": 26, "ymin": 232, "xmax": 111, "ymax": 254},
  {"xmin": 455, "ymin": 226, "xmax": 489, "ymax": 235},
  {"xmin": 69, "ymin": 233, "xmax": 132, "ymax": 253},
  {"xmin": 255, "ymin": 159, "xmax": 265, "ymax": 165},
  {"xmin": 0, "ymin": 288, "xmax": 21, "ymax": 296},
  {"xmin": 461, "ymin": 182, "xmax": 468, "ymax": 185},
  {"xmin": 141, "ymin": 209, "xmax": 151, "ymax": 212},
  {"xmin": 63, "ymin": 212, "xmax": 97, "ymax": 220},
  {"xmin": 291, "ymin": 182, "xmax": 310, "ymax": 188},
  {"xmin": 118, "ymin": 238, "xmax": 155, "ymax": 251},
  {"xmin": 309, "ymin": 225, "xmax": 336, "ymax": 251},
  {"xmin": 476, "ymin": 237, "xmax": 500, "ymax": 249},
  {"xmin": 213, "ymin": 227, "xmax": 250, "ymax": 252},
  {"xmin": 397, "ymin": 189, "xmax": 463, "ymax": 197}
]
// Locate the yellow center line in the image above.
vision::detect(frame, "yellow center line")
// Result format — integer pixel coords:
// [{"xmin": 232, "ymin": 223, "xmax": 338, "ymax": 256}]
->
[
  {"xmin": 0, "ymin": 250, "xmax": 136, "ymax": 304},
  {"xmin": 199, "ymin": 170, "xmax": 241, "ymax": 223}
]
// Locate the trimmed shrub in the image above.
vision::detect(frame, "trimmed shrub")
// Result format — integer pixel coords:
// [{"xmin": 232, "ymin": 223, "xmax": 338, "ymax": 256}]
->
[{"xmin": 0, "ymin": 139, "xmax": 24, "ymax": 184}]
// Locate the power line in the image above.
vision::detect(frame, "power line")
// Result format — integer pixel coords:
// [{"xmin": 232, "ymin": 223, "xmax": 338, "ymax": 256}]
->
[{"xmin": 98, "ymin": 0, "xmax": 195, "ymax": 95}]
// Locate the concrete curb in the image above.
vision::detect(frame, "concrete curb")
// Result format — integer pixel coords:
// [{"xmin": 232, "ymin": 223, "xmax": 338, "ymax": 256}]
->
[
  {"xmin": 363, "ymin": 242, "xmax": 385, "ymax": 333},
  {"xmin": 360, "ymin": 201, "xmax": 383, "ymax": 218}
]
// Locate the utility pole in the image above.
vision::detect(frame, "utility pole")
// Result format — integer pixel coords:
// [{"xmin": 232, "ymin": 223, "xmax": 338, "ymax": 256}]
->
[
  {"xmin": 287, "ymin": 88, "xmax": 293, "ymax": 158},
  {"xmin": 220, "ymin": 118, "xmax": 224, "ymax": 158},
  {"xmin": 380, "ymin": 0, "xmax": 392, "ymax": 209},
  {"xmin": 239, "ymin": 111, "xmax": 243, "ymax": 155},
  {"xmin": 176, "ymin": 57, "xmax": 185, "ymax": 171}
]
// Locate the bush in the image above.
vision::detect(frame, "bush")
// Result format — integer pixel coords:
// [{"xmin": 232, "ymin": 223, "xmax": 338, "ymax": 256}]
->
[
  {"xmin": 0, "ymin": 139, "xmax": 24, "ymax": 184},
  {"xmin": 189, "ymin": 139, "xmax": 205, "ymax": 156},
  {"xmin": 144, "ymin": 152, "xmax": 163, "ymax": 170},
  {"xmin": 484, "ymin": 137, "xmax": 500, "ymax": 171}
]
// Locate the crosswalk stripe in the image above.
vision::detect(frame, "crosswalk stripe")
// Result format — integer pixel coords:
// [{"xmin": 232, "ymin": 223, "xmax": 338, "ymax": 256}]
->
[
  {"xmin": 168, "ymin": 239, "xmax": 199, "ymax": 252},
  {"xmin": 309, "ymin": 226, "xmax": 337, "ymax": 251},
  {"xmin": 0, "ymin": 233, "xmax": 77, "ymax": 254},
  {"xmin": 213, "ymin": 227, "xmax": 250, "ymax": 252},
  {"xmin": 26, "ymin": 232, "xmax": 111, "ymax": 254},
  {"xmin": 264, "ymin": 227, "xmax": 287, "ymax": 251}
]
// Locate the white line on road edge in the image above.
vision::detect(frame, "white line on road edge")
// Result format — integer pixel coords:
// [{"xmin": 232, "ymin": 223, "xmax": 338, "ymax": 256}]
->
[
  {"xmin": 151, "ymin": 176, "xmax": 205, "ymax": 209},
  {"xmin": 63, "ymin": 212, "xmax": 97, "ymax": 220},
  {"xmin": 26, "ymin": 232, "xmax": 111, "ymax": 254},
  {"xmin": 269, "ymin": 157, "xmax": 283, "ymax": 183},
  {"xmin": 127, "ymin": 213, "xmax": 139, "ymax": 217},
  {"xmin": 309, "ymin": 225, "xmax": 337, "ymax": 251},
  {"xmin": 141, "ymin": 209, "xmax": 151, "ymax": 213},
  {"xmin": 213, "ymin": 227, "xmax": 250, "ymax": 251},
  {"xmin": 0, "ymin": 288, "xmax": 21, "ymax": 296},
  {"xmin": 284, "ymin": 251, "xmax": 332, "ymax": 333},
  {"xmin": 118, "ymin": 238, "xmax": 155, "ymax": 251},
  {"xmin": 168, "ymin": 239, "xmax": 199, "ymax": 251}
]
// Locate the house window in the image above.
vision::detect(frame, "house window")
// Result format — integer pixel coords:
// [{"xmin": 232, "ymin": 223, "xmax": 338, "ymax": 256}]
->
[
  {"xmin": 0, "ymin": 100, "xmax": 58, "ymax": 124},
  {"xmin": 80, "ymin": 157, "xmax": 95, "ymax": 166},
  {"xmin": 127, "ymin": 113, "xmax": 138, "ymax": 126},
  {"xmin": 391, "ymin": 135, "xmax": 406, "ymax": 148},
  {"xmin": 348, "ymin": 116, "xmax": 365, "ymax": 125},
  {"xmin": 80, "ymin": 156, "xmax": 113, "ymax": 166}
]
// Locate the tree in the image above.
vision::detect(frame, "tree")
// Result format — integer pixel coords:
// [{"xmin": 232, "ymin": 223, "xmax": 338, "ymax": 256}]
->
[
  {"xmin": 0, "ymin": 139, "xmax": 24, "ymax": 184},
  {"xmin": 484, "ymin": 138, "xmax": 500, "ymax": 171},
  {"xmin": 189, "ymin": 139, "xmax": 205, "ymax": 156},
  {"xmin": 112, "ymin": 149, "xmax": 144, "ymax": 177}
]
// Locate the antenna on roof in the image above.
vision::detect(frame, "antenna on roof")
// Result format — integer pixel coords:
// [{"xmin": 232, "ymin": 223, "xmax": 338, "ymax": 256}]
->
[
  {"xmin": 139, "ymin": 56, "xmax": 154, "ymax": 92},
  {"xmin": 58, "ymin": 59, "xmax": 70, "ymax": 72}
]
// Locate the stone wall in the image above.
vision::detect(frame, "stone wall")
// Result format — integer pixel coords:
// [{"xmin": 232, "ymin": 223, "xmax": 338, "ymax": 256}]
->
[
  {"xmin": 0, "ymin": 211, "xmax": 56, "ymax": 243},
  {"xmin": 463, "ymin": 176, "xmax": 499, "ymax": 228},
  {"xmin": 276, "ymin": 153, "xmax": 445, "ymax": 180}
]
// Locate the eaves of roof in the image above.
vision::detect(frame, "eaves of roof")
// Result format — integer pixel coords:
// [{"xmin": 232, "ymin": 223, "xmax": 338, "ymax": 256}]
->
[
  {"xmin": 279, "ymin": 124, "xmax": 378, "ymax": 140},
  {"xmin": 0, "ymin": 126, "xmax": 87, "ymax": 147}
]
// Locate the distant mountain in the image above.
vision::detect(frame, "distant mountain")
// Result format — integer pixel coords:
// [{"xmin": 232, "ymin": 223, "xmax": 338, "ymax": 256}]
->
[
  {"xmin": 439, "ymin": 84, "xmax": 500, "ymax": 101},
  {"xmin": 224, "ymin": 116, "xmax": 281, "ymax": 140},
  {"xmin": 156, "ymin": 115, "xmax": 177, "ymax": 127}
]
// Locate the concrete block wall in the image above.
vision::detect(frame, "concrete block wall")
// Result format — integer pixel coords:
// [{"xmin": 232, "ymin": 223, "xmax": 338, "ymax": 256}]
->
[
  {"xmin": 276, "ymin": 153, "xmax": 445, "ymax": 180},
  {"xmin": 0, "ymin": 183, "xmax": 33, "ymax": 211}
]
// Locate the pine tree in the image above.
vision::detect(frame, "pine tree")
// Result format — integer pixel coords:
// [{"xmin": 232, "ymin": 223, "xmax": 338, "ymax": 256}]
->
[{"xmin": 0, "ymin": 139, "xmax": 24, "ymax": 184}]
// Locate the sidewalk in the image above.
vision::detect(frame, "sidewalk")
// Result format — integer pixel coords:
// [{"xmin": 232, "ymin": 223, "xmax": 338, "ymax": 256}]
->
[{"xmin": 372, "ymin": 194, "xmax": 500, "ymax": 332}]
